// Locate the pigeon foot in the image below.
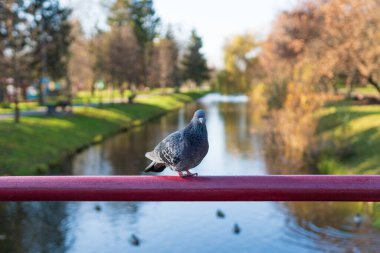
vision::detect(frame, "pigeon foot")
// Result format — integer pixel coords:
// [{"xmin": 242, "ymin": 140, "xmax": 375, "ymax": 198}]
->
[{"xmin": 180, "ymin": 171, "xmax": 198, "ymax": 177}]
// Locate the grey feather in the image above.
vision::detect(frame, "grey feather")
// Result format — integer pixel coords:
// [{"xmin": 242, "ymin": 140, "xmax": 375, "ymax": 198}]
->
[{"xmin": 144, "ymin": 109, "xmax": 209, "ymax": 175}]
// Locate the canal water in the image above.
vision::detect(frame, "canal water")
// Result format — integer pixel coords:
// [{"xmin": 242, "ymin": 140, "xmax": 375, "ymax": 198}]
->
[{"xmin": 1, "ymin": 93, "xmax": 380, "ymax": 252}]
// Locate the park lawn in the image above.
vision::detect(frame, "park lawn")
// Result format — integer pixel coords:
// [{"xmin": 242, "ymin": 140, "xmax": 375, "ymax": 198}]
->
[
  {"xmin": 316, "ymin": 100, "xmax": 380, "ymax": 174},
  {"xmin": 0, "ymin": 90, "xmax": 208, "ymax": 175},
  {"xmin": 0, "ymin": 101, "xmax": 40, "ymax": 113},
  {"xmin": 0, "ymin": 87, "xmax": 179, "ymax": 112},
  {"xmin": 340, "ymin": 85, "xmax": 380, "ymax": 96},
  {"xmin": 73, "ymin": 87, "xmax": 177, "ymax": 104}
]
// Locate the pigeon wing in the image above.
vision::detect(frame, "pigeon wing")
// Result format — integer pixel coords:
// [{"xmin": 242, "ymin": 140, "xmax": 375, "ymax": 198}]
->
[
  {"xmin": 145, "ymin": 151, "xmax": 159, "ymax": 162},
  {"xmin": 154, "ymin": 131, "xmax": 183, "ymax": 167}
]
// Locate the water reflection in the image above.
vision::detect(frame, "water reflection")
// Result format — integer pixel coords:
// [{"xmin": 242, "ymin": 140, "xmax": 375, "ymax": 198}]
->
[
  {"xmin": 219, "ymin": 103, "xmax": 254, "ymax": 157},
  {"xmin": 0, "ymin": 202, "xmax": 68, "ymax": 253},
  {"xmin": 1, "ymin": 93, "xmax": 380, "ymax": 252},
  {"xmin": 282, "ymin": 202, "xmax": 380, "ymax": 252}
]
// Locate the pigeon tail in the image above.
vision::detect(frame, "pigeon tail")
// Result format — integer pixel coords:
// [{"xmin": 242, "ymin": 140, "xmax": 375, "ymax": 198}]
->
[{"xmin": 144, "ymin": 161, "xmax": 166, "ymax": 172}]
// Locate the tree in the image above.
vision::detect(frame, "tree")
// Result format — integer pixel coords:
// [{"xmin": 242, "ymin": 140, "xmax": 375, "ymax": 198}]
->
[
  {"xmin": 90, "ymin": 28, "xmax": 108, "ymax": 95},
  {"xmin": 67, "ymin": 20, "xmax": 95, "ymax": 95},
  {"xmin": 319, "ymin": 0, "xmax": 380, "ymax": 94},
  {"xmin": 0, "ymin": 17, "xmax": 6, "ymax": 102},
  {"xmin": 261, "ymin": 0, "xmax": 380, "ymax": 96},
  {"xmin": 260, "ymin": 2, "xmax": 323, "ymax": 89},
  {"xmin": 106, "ymin": 24, "xmax": 142, "ymax": 101},
  {"xmin": 108, "ymin": 0, "xmax": 160, "ymax": 85},
  {"xmin": 0, "ymin": 0, "xmax": 29, "ymax": 122},
  {"xmin": 26, "ymin": 0, "xmax": 72, "ymax": 105},
  {"xmin": 222, "ymin": 34, "xmax": 260, "ymax": 93},
  {"xmin": 148, "ymin": 29, "xmax": 180, "ymax": 90},
  {"xmin": 181, "ymin": 30, "xmax": 209, "ymax": 86}
]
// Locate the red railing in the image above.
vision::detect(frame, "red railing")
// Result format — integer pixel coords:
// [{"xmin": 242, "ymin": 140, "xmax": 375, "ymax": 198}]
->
[{"xmin": 0, "ymin": 175, "xmax": 380, "ymax": 201}]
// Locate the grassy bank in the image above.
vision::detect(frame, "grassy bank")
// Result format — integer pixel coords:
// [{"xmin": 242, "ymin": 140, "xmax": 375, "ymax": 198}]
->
[
  {"xmin": 0, "ymin": 101, "xmax": 39, "ymax": 113},
  {"xmin": 316, "ymin": 100, "xmax": 380, "ymax": 174},
  {"xmin": 0, "ymin": 90, "xmax": 208, "ymax": 175},
  {"xmin": 0, "ymin": 87, "xmax": 179, "ymax": 113},
  {"xmin": 315, "ymin": 97, "xmax": 380, "ymax": 229}
]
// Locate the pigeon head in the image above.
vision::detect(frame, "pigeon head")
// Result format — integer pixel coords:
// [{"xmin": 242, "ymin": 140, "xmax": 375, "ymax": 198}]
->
[{"xmin": 192, "ymin": 109, "xmax": 206, "ymax": 125}]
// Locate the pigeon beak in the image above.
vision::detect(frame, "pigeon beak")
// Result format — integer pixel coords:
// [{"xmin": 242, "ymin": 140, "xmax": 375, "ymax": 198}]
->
[{"xmin": 198, "ymin": 118, "xmax": 204, "ymax": 124}]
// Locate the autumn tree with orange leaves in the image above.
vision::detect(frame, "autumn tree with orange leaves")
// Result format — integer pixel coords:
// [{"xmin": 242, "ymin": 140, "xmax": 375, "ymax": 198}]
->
[{"xmin": 261, "ymin": 0, "xmax": 380, "ymax": 96}]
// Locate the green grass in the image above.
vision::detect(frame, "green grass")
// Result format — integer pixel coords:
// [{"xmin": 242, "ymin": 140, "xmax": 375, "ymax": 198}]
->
[
  {"xmin": 72, "ymin": 87, "xmax": 178, "ymax": 104},
  {"xmin": 316, "ymin": 100, "xmax": 380, "ymax": 174},
  {"xmin": 340, "ymin": 85, "xmax": 380, "ymax": 96},
  {"xmin": 316, "ymin": 98, "xmax": 380, "ymax": 230},
  {"xmin": 0, "ymin": 87, "xmax": 180, "ymax": 113},
  {"xmin": 0, "ymin": 90, "xmax": 208, "ymax": 175},
  {"xmin": 0, "ymin": 101, "xmax": 40, "ymax": 113}
]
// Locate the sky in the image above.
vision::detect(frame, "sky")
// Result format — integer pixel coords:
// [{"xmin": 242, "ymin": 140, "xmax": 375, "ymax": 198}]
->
[{"xmin": 62, "ymin": 0, "xmax": 297, "ymax": 68}]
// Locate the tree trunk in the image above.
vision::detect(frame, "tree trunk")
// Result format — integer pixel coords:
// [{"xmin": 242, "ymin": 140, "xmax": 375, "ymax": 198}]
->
[
  {"xmin": 12, "ymin": 67, "xmax": 20, "ymax": 123},
  {"xmin": 119, "ymin": 83, "xmax": 125, "ymax": 103},
  {"xmin": 12, "ymin": 50, "xmax": 20, "ymax": 123},
  {"xmin": 14, "ymin": 90, "xmax": 20, "ymax": 123},
  {"xmin": 38, "ymin": 78, "xmax": 45, "ymax": 106},
  {"xmin": 91, "ymin": 80, "xmax": 96, "ymax": 96},
  {"xmin": 332, "ymin": 82, "xmax": 338, "ymax": 95},
  {"xmin": 0, "ymin": 83, "xmax": 5, "ymax": 102},
  {"xmin": 66, "ymin": 76, "xmax": 72, "ymax": 103},
  {"xmin": 128, "ymin": 83, "xmax": 137, "ymax": 104},
  {"xmin": 345, "ymin": 75, "xmax": 354, "ymax": 98},
  {"xmin": 98, "ymin": 90, "xmax": 103, "ymax": 107},
  {"xmin": 39, "ymin": 20, "xmax": 48, "ymax": 106},
  {"xmin": 111, "ymin": 83, "xmax": 114, "ymax": 104},
  {"xmin": 368, "ymin": 75, "xmax": 380, "ymax": 95}
]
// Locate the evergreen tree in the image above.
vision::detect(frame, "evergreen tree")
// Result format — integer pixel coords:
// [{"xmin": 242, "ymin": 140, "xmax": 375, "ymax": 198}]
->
[
  {"xmin": 108, "ymin": 0, "xmax": 160, "ymax": 48},
  {"xmin": 182, "ymin": 30, "xmax": 209, "ymax": 86}
]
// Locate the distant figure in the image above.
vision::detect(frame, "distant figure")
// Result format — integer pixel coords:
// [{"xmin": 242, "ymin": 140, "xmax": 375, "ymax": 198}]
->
[
  {"xmin": 233, "ymin": 223, "xmax": 241, "ymax": 234},
  {"xmin": 216, "ymin": 209, "xmax": 225, "ymax": 219},
  {"xmin": 144, "ymin": 110, "xmax": 209, "ymax": 177},
  {"xmin": 129, "ymin": 234, "xmax": 140, "ymax": 246},
  {"xmin": 95, "ymin": 204, "xmax": 102, "ymax": 212},
  {"xmin": 354, "ymin": 213, "xmax": 363, "ymax": 228}
]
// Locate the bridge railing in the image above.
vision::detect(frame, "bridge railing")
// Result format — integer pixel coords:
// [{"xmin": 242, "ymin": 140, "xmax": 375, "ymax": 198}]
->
[{"xmin": 0, "ymin": 175, "xmax": 380, "ymax": 201}]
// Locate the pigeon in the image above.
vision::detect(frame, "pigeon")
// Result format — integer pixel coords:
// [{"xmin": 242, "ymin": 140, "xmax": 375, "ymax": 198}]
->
[
  {"xmin": 144, "ymin": 109, "xmax": 209, "ymax": 177},
  {"xmin": 233, "ymin": 223, "xmax": 241, "ymax": 234},
  {"xmin": 216, "ymin": 209, "xmax": 225, "ymax": 218},
  {"xmin": 129, "ymin": 234, "xmax": 140, "ymax": 246},
  {"xmin": 95, "ymin": 204, "xmax": 102, "ymax": 212}
]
